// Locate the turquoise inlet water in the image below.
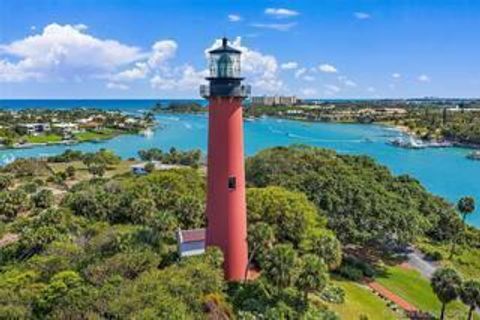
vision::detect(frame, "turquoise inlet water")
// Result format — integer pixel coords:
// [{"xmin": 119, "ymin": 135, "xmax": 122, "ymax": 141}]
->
[{"xmin": 0, "ymin": 111, "xmax": 479, "ymax": 227}]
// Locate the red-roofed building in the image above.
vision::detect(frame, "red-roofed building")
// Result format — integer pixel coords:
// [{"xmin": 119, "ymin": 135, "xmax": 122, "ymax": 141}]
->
[{"xmin": 176, "ymin": 228, "xmax": 206, "ymax": 257}]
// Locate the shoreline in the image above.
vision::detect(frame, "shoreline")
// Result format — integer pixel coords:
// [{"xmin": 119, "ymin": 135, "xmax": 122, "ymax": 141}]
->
[
  {"xmin": 0, "ymin": 128, "xmax": 155, "ymax": 151},
  {"xmin": 385, "ymin": 123, "xmax": 480, "ymax": 150}
]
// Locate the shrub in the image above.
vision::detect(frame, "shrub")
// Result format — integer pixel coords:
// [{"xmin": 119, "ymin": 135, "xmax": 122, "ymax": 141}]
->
[
  {"xmin": 425, "ymin": 249, "xmax": 443, "ymax": 261},
  {"xmin": 0, "ymin": 175, "xmax": 13, "ymax": 190},
  {"xmin": 338, "ymin": 265, "xmax": 363, "ymax": 281},
  {"xmin": 320, "ymin": 285, "xmax": 345, "ymax": 304},
  {"xmin": 65, "ymin": 166, "xmax": 76, "ymax": 179},
  {"xmin": 22, "ymin": 182, "xmax": 38, "ymax": 194},
  {"xmin": 32, "ymin": 189, "xmax": 54, "ymax": 209}
]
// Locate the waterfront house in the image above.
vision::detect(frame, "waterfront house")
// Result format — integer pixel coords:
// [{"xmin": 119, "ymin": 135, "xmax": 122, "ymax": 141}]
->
[
  {"xmin": 130, "ymin": 161, "xmax": 181, "ymax": 175},
  {"xmin": 52, "ymin": 122, "xmax": 79, "ymax": 134},
  {"xmin": 16, "ymin": 123, "xmax": 51, "ymax": 136},
  {"xmin": 176, "ymin": 228, "xmax": 206, "ymax": 257}
]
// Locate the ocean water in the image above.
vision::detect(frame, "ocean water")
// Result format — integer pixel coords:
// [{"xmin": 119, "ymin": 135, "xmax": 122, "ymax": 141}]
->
[{"xmin": 0, "ymin": 100, "xmax": 479, "ymax": 227}]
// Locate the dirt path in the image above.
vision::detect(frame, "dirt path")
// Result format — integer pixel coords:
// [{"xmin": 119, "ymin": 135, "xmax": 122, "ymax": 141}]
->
[
  {"xmin": 366, "ymin": 281, "xmax": 418, "ymax": 313},
  {"xmin": 0, "ymin": 233, "xmax": 19, "ymax": 248}
]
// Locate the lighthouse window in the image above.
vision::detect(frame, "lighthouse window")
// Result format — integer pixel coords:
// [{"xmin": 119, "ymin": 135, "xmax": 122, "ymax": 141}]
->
[{"xmin": 228, "ymin": 176, "xmax": 236, "ymax": 190}]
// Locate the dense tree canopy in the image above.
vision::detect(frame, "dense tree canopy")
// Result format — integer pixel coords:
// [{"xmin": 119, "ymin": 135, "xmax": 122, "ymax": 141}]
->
[{"xmin": 246, "ymin": 145, "xmax": 461, "ymax": 247}]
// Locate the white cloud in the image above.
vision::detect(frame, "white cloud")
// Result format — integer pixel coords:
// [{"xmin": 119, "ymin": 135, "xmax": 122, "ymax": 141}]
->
[
  {"xmin": 111, "ymin": 62, "xmax": 149, "ymax": 81},
  {"xmin": 147, "ymin": 40, "xmax": 177, "ymax": 68},
  {"xmin": 294, "ymin": 67, "xmax": 307, "ymax": 79},
  {"xmin": 0, "ymin": 23, "xmax": 143, "ymax": 83},
  {"xmin": 338, "ymin": 76, "xmax": 357, "ymax": 87},
  {"xmin": 106, "ymin": 82, "xmax": 129, "ymax": 90},
  {"xmin": 301, "ymin": 88, "xmax": 317, "ymax": 97},
  {"xmin": 318, "ymin": 64, "xmax": 338, "ymax": 73},
  {"xmin": 110, "ymin": 40, "xmax": 177, "ymax": 82},
  {"xmin": 418, "ymin": 74, "xmax": 431, "ymax": 82},
  {"xmin": 324, "ymin": 84, "xmax": 341, "ymax": 93},
  {"xmin": 345, "ymin": 80, "xmax": 357, "ymax": 87},
  {"xmin": 150, "ymin": 65, "xmax": 208, "ymax": 91},
  {"xmin": 265, "ymin": 8, "xmax": 299, "ymax": 18},
  {"xmin": 281, "ymin": 61, "xmax": 298, "ymax": 70},
  {"xmin": 228, "ymin": 14, "xmax": 242, "ymax": 22},
  {"xmin": 354, "ymin": 12, "xmax": 371, "ymax": 20},
  {"xmin": 392, "ymin": 73, "xmax": 401, "ymax": 79},
  {"xmin": 73, "ymin": 24, "xmax": 88, "ymax": 31},
  {"xmin": 303, "ymin": 75, "xmax": 315, "ymax": 82},
  {"xmin": 367, "ymin": 86, "xmax": 376, "ymax": 92},
  {"xmin": 251, "ymin": 23, "xmax": 296, "ymax": 31}
]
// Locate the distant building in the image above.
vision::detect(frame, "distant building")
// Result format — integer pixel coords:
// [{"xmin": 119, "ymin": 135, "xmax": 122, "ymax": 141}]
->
[
  {"xmin": 251, "ymin": 95, "xmax": 298, "ymax": 106},
  {"xmin": 17, "ymin": 123, "xmax": 51, "ymax": 135},
  {"xmin": 130, "ymin": 161, "xmax": 181, "ymax": 175},
  {"xmin": 177, "ymin": 228, "xmax": 206, "ymax": 257},
  {"xmin": 52, "ymin": 122, "xmax": 79, "ymax": 134}
]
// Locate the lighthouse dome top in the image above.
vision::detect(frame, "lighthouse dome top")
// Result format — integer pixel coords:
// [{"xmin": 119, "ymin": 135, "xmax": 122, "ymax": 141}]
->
[
  {"xmin": 208, "ymin": 37, "xmax": 241, "ymax": 54},
  {"xmin": 207, "ymin": 37, "xmax": 242, "ymax": 79}
]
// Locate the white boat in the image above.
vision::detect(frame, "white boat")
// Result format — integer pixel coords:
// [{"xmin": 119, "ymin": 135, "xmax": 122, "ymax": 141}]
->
[
  {"xmin": 467, "ymin": 151, "xmax": 480, "ymax": 160},
  {"xmin": 140, "ymin": 128, "xmax": 154, "ymax": 138},
  {"xmin": 389, "ymin": 136, "xmax": 452, "ymax": 149}
]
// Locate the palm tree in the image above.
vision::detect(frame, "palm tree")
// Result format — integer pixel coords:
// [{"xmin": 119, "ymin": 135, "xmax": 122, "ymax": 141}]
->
[
  {"xmin": 296, "ymin": 254, "xmax": 328, "ymax": 303},
  {"xmin": 431, "ymin": 268, "xmax": 462, "ymax": 320},
  {"xmin": 264, "ymin": 243, "xmax": 297, "ymax": 290},
  {"xmin": 460, "ymin": 280, "xmax": 480, "ymax": 320},
  {"xmin": 311, "ymin": 233, "xmax": 342, "ymax": 270},
  {"xmin": 244, "ymin": 222, "xmax": 275, "ymax": 281},
  {"xmin": 450, "ymin": 196, "xmax": 476, "ymax": 258},
  {"xmin": 458, "ymin": 196, "xmax": 476, "ymax": 224}
]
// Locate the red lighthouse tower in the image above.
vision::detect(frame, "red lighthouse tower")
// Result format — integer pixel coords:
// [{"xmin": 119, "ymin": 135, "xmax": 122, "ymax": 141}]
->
[{"xmin": 201, "ymin": 38, "xmax": 250, "ymax": 281}]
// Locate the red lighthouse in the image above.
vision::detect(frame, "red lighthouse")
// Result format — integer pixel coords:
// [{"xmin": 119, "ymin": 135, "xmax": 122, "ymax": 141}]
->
[{"xmin": 201, "ymin": 38, "xmax": 250, "ymax": 281}]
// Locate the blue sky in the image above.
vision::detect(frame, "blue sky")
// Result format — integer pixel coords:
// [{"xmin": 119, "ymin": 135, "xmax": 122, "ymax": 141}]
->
[{"xmin": 1, "ymin": 0, "xmax": 480, "ymax": 99}]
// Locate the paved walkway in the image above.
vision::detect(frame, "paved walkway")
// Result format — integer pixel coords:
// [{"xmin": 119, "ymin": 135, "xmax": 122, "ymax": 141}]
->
[
  {"xmin": 366, "ymin": 280, "xmax": 418, "ymax": 313},
  {"xmin": 405, "ymin": 246, "xmax": 438, "ymax": 279}
]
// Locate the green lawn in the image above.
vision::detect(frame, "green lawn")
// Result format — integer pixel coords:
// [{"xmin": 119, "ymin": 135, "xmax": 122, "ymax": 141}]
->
[
  {"xmin": 325, "ymin": 279, "xmax": 401, "ymax": 320},
  {"xmin": 26, "ymin": 134, "xmax": 62, "ymax": 143},
  {"xmin": 74, "ymin": 128, "xmax": 118, "ymax": 141},
  {"xmin": 417, "ymin": 239, "xmax": 480, "ymax": 279},
  {"xmin": 377, "ymin": 266, "xmax": 478, "ymax": 320},
  {"xmin": 48, "ymin": 159, "xmax": 136, "ymax": 182}
]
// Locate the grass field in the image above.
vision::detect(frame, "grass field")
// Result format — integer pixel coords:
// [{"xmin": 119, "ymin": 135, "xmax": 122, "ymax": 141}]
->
[
  {"xmin": 325, "ymin": 279, "xmax": 401, "ymax": 320},
  {"xmin": 74, "ymin": 128, "xmax": 118, "ymax": 141},
  {"xmin": 26, "ymin": 134, "xmax": 63, "ymax": 143},
  {"xmin": 377, "ymin": 266, "xmax": 478, "ymax": 320},
  {"xmin": 48, "ymin": 159, "xmax": 136, "ymax": 182}
]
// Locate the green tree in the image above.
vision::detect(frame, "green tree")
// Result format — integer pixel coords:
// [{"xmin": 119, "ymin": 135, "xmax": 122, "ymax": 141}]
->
[
  {"xmin": 458, "ymin": 196, "xmax": 476, "ymax": 224},
  {"xmin": 309, "ymin": 233, "xmax": 342, "ymax": 270},
  {"xmin": 144, "ymin": 162, "xmax": 155, "ymax": 174},
  {"xmin": 431, "ymin": 267, "xmax": 462, "ymax": 320},
  {"xmin": 245, "ymin": 222, "xmax": 275, "ymax": 281},
  {"xmin": 460, "ymin": 280, "xmax": 480, "ymax": 320},
  {"xmin": 65, "ymin": 165, "xmax": 76, "ymax": 179},
  {"xmin": 88, "ymin": 163, "xmax": 106, "ymax": 177},
  {"xmin": 32, "ymin": 189, "xmax": 54, "ymax": 209},
  {"xmin": 247, "ymin": 187, "xmax": 323, "ymax": 247},
  {"xmin": 264, "ymin": 244, "xmax": 298, "ymax": 290},
  {"xmin": 450, "ymin": 196, "xmax": 476, "ymax": 257},
  {"xmin": 34, "ymin": 270, "xmax": 96, "ymax": 318},
  {"xmin": 246, "ymin": 146, "xmax": 456, "ymax": 247},
  {"xmin": 0, "ymin": 175, "xmax": 13, "ymax": 191},
  {"xmin": 296, "ymin": 254, "xmax": 328, "ymax": 303},
  {"xmin": 0, "ymin": 189, "xmax": 28, "ymax": 220}
]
